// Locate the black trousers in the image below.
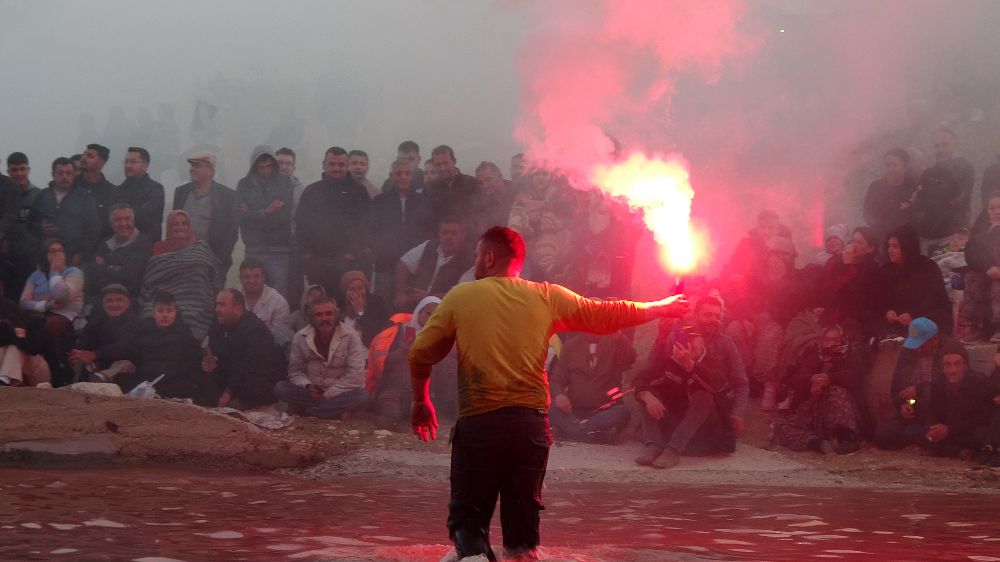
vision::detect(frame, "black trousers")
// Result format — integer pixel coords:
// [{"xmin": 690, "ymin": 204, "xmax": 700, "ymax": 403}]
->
[{"xmin": 448, "ymin": 406, "xmax": 552, "ymax": 560}]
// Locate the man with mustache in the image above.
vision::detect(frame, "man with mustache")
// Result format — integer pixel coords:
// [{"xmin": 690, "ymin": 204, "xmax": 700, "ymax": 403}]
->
[
  {"xmin": 634, "ymin": 294, "xmax": 749, "ymax": 469},
  {"xmin": 274, "ymin": 296, "xmax": 367, "ymax": 418}
]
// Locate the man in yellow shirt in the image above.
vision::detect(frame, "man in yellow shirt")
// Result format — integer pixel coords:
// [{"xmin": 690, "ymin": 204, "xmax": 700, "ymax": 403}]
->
[{"xmin": 409, "ymin": 226, "xmax": 687, "ymax": 561}]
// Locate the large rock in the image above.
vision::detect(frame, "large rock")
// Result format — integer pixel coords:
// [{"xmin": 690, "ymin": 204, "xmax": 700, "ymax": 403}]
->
[{"xmin": 0, "ymin": 388, "xmax": 321, "ymax": 469}]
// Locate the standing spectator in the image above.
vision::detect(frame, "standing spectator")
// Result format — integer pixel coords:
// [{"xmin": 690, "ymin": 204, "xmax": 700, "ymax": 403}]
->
[
  {"xmin": 348, "ymin": 149, "xmax": 379, "ymax": 199},
  {"xmin": 863, "ymin": 148, "xmax": 917, "ymax": 244},
  {"xmin": 469, "ymin": 161, "xmax": 514, "ymax": 238},
  {"xmin": 235, "ymin": 145, "xmax": 294, "ymax": 298},
  {"xmin": 113, "ymin": 147, "xmax": 164, "ymax": 241},
  {"xmin": 75, "ymin": 144, "xmax": 116, "ymax": 237},
  {"xmin": 634, "ymin": 295, "xmax": 749, "ymax": 469},
  {"xmin": 0, "ymin": 174, "xmax": 16, "ymax": 292},
  {"xmin": 961, "ymin": 192, "xmax": 1000, "ymax": 343},
  {"xmin": 423, "ymin": 145, "xmax": 479, "ymax": 226},
  {"xmin": 5, "ymin": 152, "xmax": 42, "ymax": 295},
  {"xmin": 380, "ymin": 140, "xmax": 424, "ymax": 194},
  {"xmin": 876, "ymin": 224, "xmax": 953, "ymax": 337},
  {"xmin": 549, "ymin": 331, "xmax": 636, "ymax": 443},
  {"xmin": 239, "ymin": 258, "xmax": 293, "ymax": 348},
  {"xmin": 20, "ymin": 239, "xmax": 84, "ymax": 386},
  {"xmin": 29, "ymin": 157, "xmax": 101, "ymax": 265},
  {"xmin": 275, "ymin": 147, "xmax": 304, "ymax": 212},
  {"xmin": 725, "ymin": 210, "xmax": 793, "ymax": 284},
  {"xmin": 203, "ymin": 289, "xmax": 285, "ymax": 410},
  {"xmin": 914, "ymin": 128, "xmax": 975, "ymax": 252},
  {"xmin": 275, "ymin": 297, "xmax": 367, "ymax": 418},
  {"xmin": 295, "ymin": 147, "xmax": 371, "ymax": 295},
  {"xmin": 981, "ymin": 153, "xmax": 1000, "ymax": 209},
  {"xmin": 394, "ymin": 216, "xmax": 471, "ymax": 312},
  {"xmin": 86, "ymin": 204, "xmax": 153, "ymax": 301},
  {"xmin": 370, "ymin": 158, "xmax": 432, "ymax": 302},
  {"xmin": 173, "ymin": 151, "xmax": 237, "ymax": 289},
  {"xmin": 276, "ymin": 147, "xmax": 305, "ymax": 306}
]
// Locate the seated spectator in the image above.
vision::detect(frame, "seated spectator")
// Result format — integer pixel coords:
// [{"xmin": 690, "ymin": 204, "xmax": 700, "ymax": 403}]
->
[
  {"xmin": 239, "ymin": 258, "xmax": 293, "ymax": 348},
  {"xmin": 774, "ymin": 372, "xmax": 862, "ymax": 454},
  {"xmin": 928, "ymin": 226, "xmax": 968, "ymax": 258},
  {"xmin": 961, "ymin": 193, "xmax": 1000, "ymax": 343},
  {"xmin": 68, "ymin": 284, "xmax": 138, "ymax": 381},
  {"xmin": 394, "ymin": 216, "xmax": 472, "ymax": 311},
  {"xmin": 809, "ymin": 224, "xmax": 849, "ymax": 266},
  {"xmin": 0, "ymin": 279, "xmax": 49, "ymax": 387},
  {"xmin": 20, "ymin": 239, "xmax": 84, "ymax": 386},
  {"xmin": 274, "ymin": 297, "xmax": 367, "ymax": 419},
  {"xmin": 371, "ymin": 297, "xmax": 455, "ymax": 428},
  {"xmin": 549, "ymin": 331, "xmax": 636, "ymax": 443},
  {"xmin": 86, "ymin": 203, "xmax": 153, "ymax": 302},
  {"xmin": 783, "ymin": 324, "xmax": 868, "ymax": 417},
  {"xmin": 141, "ymin": 210, "xmax": 217, "ymax": 340},
  {"xmin": 98, "ymin": 291, "xmax": 216, "ymax": 405},
  {"xmin": 338, "ymin": 270, "xmax": 391, "ymax": 348},
  {"xmin": 725, "ymin": 209, "xmax": 793, "ymax": 283},
  {"xmin": 203, "ymin": 289, "xmax": 285, "ymax": 410},
  {"xmin": 876, "ymin": 339, "xmax": 992, "ymax": 457},
  {"xmin": 876, "ymin": 223, "xmax": 952, "ymax": 338},
  {"xmin": 887, "ymin": 318, "xmax": 943, "ymax": 413},
  {"xmin": 634, "ymin": 296, "xmax": 749, "ymax": 469},
  {"xmin": 862, "ymin": 147, "xmax": 917, "ymax": 245},
  {"xmin": 977, "ymin": 356, "xmax": 1000, "ymax": 466},
  {"xmin": 819, "ymin": 226, "xmax": 881, "ymax": 340},
  {"xmin": 288, "ymin": 284, "xmax": 326, "ymax": 335}
]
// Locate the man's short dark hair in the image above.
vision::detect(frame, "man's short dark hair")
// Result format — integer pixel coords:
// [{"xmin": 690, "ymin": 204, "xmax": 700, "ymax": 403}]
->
[
  {"xmin": 398, "ymin": 140, "xmax": 419, "ymax": 154},
  {"xmin": 7, "ymin": 152, "xmax": 28, "ymax": 167},
  {"xmin": 51, "ymin": 157, "xmax": 74, "ymax": 173},
  {"xmin": 479, "ymin": 226, "xmax": 525, "ymax": 266},
  {"xmin": 348, "ymin": 149, "xmax": 368, "ymax": 160},
  {"xmin": 127, "ymin": 147, "xmax": 150, "ymax": 163},
  {"xmin": 239, "ymin": 257, "xmax": 266, "ymax": 275},
  {"xmin": 108, "ymin": 202, "xmax": 134, "ymax": 218},
  {"xmin": 475, "ymin": 161, "xmax": 502, "ymax": 177},
  {"xmin": 276, "ymin": 147, "xmax": 296, "ymax": 161},
  {"xmin": 695, "ymin": 295, "xmax": 724, "ymax": 313},
  {"xmin": 884, "ymin": 147, "xmax": 910, "ymax": 165},
  {"xmin": 86, "ymin": 143, "xmax": 110, "ymax": 162},
  {"xmin": 70, "ymin": 154, "xmax": 83, "ymax": 164},
  {"xmin": 324, "ymin": 146, "xmax": 348, "ymax": 158},
  {"xmin": 439, "ymin": 215, "xmax": 464, "ymax": 228},
  {"xmin": 223, "ymin": 288, "xmax": 246, "ymax": 308},
  {"xmin": 853, "ymin": 226, "xmax": 878, "ymax": 249},
  {"xmin": 153, "ymin": 290, "xmax": 176, "ymax": 307},
  {"xmin": 431, "ymin": 145, "xmax": 456, "ymax": 161},
  {"xmin": 308, "ymin": 296, "xmax": 338, "ymax": 318}
]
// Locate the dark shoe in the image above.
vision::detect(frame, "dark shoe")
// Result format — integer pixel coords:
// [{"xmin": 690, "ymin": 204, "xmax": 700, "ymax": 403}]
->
[
  {"xmin": 652, "ymin": 447, "xmax": 681, "ymax": 469},
  {"xmin": 836, "ymin": 439, "xmax": 861, "ymax": 455},
  {"xmin": 635, "ymin": 444, "xmax": 664, "ymax": 466}
]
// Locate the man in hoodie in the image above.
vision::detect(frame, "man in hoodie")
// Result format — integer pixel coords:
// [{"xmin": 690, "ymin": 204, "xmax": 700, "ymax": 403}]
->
[
  {"xmin": 295, "ymin": 146, "xmax": 371, "ymax": 296},
  {"xmin": 235, "ymin": 145, "xmax": 294, "ymax": 298},
  {"xmin": 239, "ymin": 257, "xmax": 293, "ymax": 348},
  {"xmin": 75, "ymin": 143, "xmax": 116, "ymax": 238},
  {"xmin": 275, "ymin": 296, "xmax": 367, "ymax": 418},
  {"xmin": 113, "ymin": 146, "xmax": 164, "ymax": 241}
]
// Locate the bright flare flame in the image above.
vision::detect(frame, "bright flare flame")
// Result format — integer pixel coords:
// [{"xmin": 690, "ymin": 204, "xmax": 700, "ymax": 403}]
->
[{"xmin": 589, "ymin": 153, "xmax": 704, "ymax": 275}]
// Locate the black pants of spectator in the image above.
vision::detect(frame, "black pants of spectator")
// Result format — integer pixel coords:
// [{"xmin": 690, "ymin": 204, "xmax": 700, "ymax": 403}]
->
[
  {"xmin": 448, "ymin": 406, "xmax": 552, "ymax": 561},
  {"xmin": 876, "ymin": 416, "xmax": 987, "ymax": 456}
]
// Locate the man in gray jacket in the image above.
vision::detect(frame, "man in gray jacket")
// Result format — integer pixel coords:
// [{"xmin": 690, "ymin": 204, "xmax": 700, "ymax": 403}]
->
[{"xmin": 274, "ymin": 297, "xmax": 367, "ymax": 418}]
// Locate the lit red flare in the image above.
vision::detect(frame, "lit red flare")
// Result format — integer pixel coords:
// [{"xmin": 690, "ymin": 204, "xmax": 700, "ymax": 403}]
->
[{"xmin": 589, "ymin": 153, "xmax": 706, "ymax": 275}]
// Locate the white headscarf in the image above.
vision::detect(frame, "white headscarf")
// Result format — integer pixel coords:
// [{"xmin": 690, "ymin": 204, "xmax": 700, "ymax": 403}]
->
[{"xmin": 408, "ymin": 296, "xmax": 443, "ymax": 331}]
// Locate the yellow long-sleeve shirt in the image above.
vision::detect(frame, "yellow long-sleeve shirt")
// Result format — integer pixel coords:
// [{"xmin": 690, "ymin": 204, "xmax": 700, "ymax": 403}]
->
[{"xmin": 409, "ymin": 276, "xmax": 654, "ymax": 418}]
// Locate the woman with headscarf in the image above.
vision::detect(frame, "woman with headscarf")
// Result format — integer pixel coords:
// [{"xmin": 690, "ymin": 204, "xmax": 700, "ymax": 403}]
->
[
  {"xmin": 875, "ymin": 223, "xmax": 953, "ymax": 338},
  {"xmin": 140, "ymin": 210, "xmax": 217, "ymax": 340},
  {"xmin": 773, "ymin": 371, "xmax": 862, "ymax": 455},
  {"xmin": 337, "ymin": 270, "xmax": 391, "ymax": 348},
  {"xmin": 370, "ymin": 296, "xmax": 445, "ymax": 429},
  {"xmin": 20, "ymin": 239, "xmax": 84, "ymax": 386}
]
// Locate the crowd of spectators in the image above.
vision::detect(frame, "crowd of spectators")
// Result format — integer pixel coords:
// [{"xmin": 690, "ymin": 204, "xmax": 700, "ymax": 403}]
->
[{"xmin": 1, "ymin": 130, "xmax": 999, "ymax": 469}]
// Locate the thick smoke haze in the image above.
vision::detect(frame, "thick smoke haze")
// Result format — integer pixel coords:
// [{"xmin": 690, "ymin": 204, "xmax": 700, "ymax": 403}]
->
[{"xmin": 5, "ymin": 0, "xmax": 1000, "ymax": 278}]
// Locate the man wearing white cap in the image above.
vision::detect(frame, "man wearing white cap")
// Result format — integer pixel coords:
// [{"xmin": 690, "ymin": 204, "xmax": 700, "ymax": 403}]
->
[{"xmin": 172, "ymin": 151, "xmax": 238, "ymax": 289}]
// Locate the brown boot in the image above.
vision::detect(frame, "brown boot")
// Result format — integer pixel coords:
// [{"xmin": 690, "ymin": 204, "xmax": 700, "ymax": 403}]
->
[
  {"xmin": 635, "ymin": 445, "xmax": 664, "ymax": 466},
  {"xmin": 652, "ymin": 447, "xmax": 681, "ymax": 469}
]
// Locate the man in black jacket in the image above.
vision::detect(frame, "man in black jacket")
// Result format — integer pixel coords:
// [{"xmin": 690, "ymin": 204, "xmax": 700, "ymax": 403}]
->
[
  {"xmin": 295, "ymin": 146, "xmax": 371, "ymax": 295},
  {"xmin": 877, "ymin": 340, "xmax": 992, "ymax": 457},
  {"xmin": 203, "ymin": 288, "xmax": 285, "ymax": 410},
  {"xmin": 370, "ymin": 158, "xmax": 432, "ymax": 301},
  {"xmin": 75, "ymin": 143, "xmax": 116, "ymax": 238},
  {"xmin": 114, "ymin": 146, "xmax": 164, "ymax": 241},
  {"xmin": 173, "ymin": 152, "xmax": 237, "ymax": 289},
  {"xmin": 29, "ymin": 157, "xmax": 101, "ymax": 265},
  {"xmin": 5, "ymin": 152, "xmax": 42, "ymax": 295},
  {"xmin": 87, "ymin": 204, "xmax": 153, "ymax": 301},
  {"xmin": 424, "ymin": 145, "xmax": 479, "ymax": 227}
]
